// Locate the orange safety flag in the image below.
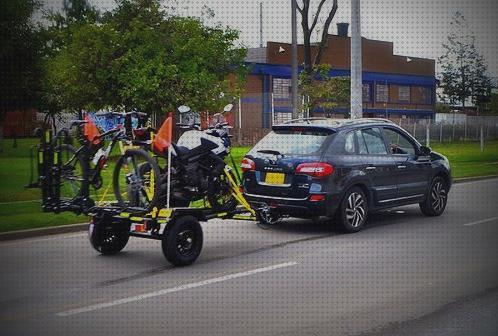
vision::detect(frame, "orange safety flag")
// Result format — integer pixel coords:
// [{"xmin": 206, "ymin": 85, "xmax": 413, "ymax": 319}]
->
[
  {"xmin": 152, "ymin": 114, "xmax": 173, "ymax": 154},
  {"xmin": 84, "ymin": 115, "xmax": 101, "ymax": 145}
]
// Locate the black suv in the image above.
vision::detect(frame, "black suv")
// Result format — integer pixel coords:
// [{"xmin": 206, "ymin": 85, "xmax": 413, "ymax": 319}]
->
[{"xmin": 241, "ymin": 118, "xmax": 451, "ymax": 232}]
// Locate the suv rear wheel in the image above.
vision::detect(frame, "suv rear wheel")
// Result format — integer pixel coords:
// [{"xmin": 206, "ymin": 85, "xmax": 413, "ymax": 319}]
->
[{"xmin": 334, "ymin": 187, "xmax": 368, "ymax": 233}]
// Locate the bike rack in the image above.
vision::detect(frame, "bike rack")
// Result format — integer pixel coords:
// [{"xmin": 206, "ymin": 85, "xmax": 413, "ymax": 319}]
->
[
  {"xmin": 27, "ymin": 127, "xmax": 263, "ymax": 266},
  {"xmin": 26, "ymin": 128, "xmax": 94, "ymax": 214}
]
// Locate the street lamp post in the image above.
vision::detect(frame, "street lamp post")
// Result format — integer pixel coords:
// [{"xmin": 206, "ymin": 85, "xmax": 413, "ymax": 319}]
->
[
  {"xmin": 291, "ymin": 0, "xmax": 299, "ymax": 119},
  {"xmin": 350, "ymin": 0, "xmax": 363, "ymax": 119}
]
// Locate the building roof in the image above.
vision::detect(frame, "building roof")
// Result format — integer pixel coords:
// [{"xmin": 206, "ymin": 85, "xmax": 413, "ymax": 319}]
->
[{"xmin": 247, "ymin": 34, "xmax": 435, "ymax": 77}]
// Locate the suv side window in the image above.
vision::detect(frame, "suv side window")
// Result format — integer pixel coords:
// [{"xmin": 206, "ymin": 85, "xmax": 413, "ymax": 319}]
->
[
  {"xmin": 360, "ymin": 128, "xmax": 387, "ymax": 155},
  {"xmin": 344, "ymin": 131, "xmax": 356, "ymax": 154},
  {"xmin": 382, "ymin": 127, "xmax": 417, "ymax": 156}
]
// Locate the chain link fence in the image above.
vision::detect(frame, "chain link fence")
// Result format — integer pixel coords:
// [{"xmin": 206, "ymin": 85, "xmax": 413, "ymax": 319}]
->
[
  {"xmin": 397, "ymin": 116, "xmax": 498, "ymax": 147},
  {"xmin": 232, "ymin": 113, "xmax": 498, "ymax": 147}
]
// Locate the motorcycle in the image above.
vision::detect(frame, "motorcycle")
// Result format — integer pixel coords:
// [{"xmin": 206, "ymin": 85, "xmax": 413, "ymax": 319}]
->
[{"xmin": 113, "ymin": 104, "xmax": 239, "ymax": 212}]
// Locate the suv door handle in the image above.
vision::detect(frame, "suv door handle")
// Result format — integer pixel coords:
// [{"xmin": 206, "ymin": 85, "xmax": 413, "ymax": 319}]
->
[
  {"xmin": 365, "ymin": 166, "xmax": 376, "ymax": 171},
  {"xmin": 397, "ymin": 165, "xmax": 407, "ymax": 169}
]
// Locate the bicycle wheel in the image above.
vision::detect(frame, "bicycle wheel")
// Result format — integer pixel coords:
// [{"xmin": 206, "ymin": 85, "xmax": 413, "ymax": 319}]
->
[
  {"xmin": 56, "ymin": 144, "xmax": 89, "ymax": 200},
  {"xmin": 113, "ymin": 149, "xmax": 161, "ymax": 212}
]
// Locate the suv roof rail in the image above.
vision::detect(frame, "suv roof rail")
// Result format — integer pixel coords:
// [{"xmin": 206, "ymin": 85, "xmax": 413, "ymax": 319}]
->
[
  {"xmin": 282, "ymin": 117, "xmax": 331, "ymax": 124},
  {"xmin": 281, "ymin": 117, "xmax": 394, "ymax": 125},
  {"xmin": 361, "ymin": 118, "xmax": 393, "ymax": 123}
]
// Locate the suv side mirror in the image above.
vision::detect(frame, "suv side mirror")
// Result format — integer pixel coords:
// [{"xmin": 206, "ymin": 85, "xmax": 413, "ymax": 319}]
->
[{"xmin": 419, "ymin": 146, "xmax": 431, "ymax": 156}]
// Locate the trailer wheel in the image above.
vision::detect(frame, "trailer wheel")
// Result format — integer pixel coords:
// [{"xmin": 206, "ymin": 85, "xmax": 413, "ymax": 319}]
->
[
  {"xmin": 162, "ymin": 216, "xmax": 203, "ymax": 266},
  {"xmin": 89, "ymin": 220, "xmax": 130, "ymax": 255}
]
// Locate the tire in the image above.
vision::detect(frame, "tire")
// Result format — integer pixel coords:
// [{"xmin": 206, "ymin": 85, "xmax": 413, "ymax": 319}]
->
[
  {"xmin": 334, "ymin": 187, "xmax": 368, "ymax": 233},
  {"xmin": 113, "ymin": 149, "xmax": 161, "ymax": 212},
  {"xmin": 419, "ymin": 176, "xmax": 448, "ymax": 216},
  {"xmin": 89, "ymin": 220, "xmax": 130, "ymax": 255},
  {"xmin": 206, "ymin": 169, "xmax": 238, "ymax": 212},
  {"xmin": 56, "ymin": 144, "xmax": 89, "ymax": 200},
  {"xmin": 162, "ymin": 216, "xmax": 203, "ymax": 266}
]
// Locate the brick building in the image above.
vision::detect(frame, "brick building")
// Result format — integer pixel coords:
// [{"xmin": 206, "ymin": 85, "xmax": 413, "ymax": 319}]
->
[{"xmin": 237, "ymin": 27, "xmax": 436, "ymax": 130}]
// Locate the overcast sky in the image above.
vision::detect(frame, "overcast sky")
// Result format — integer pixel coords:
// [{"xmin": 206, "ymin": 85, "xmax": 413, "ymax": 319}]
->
[{"xmin": 44, "ymin": 0, "xmax": 498, "ymax": 77}]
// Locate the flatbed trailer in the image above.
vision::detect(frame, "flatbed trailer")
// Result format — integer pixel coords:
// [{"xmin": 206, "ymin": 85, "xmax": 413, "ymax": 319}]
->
[
  {"xmin": 27, "ymin": 127, "xmax": 263, "ymax": 266},
  {"xmin": 88, "ymin": 203, "xmax": 256, "ymax": 266}
]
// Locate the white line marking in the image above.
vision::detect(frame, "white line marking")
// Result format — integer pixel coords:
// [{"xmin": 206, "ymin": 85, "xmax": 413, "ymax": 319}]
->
[
  {"xmin": 463, "ymin": 217, "xmax": 498, "ymax": 227},
  {"xmin": 56, "ymin": 261, "xmax": 298, "ymax": 317}
]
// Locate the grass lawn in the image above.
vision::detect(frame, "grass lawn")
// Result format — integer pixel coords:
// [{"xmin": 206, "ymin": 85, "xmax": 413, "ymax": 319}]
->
[
  {"xmin": 0, "ymin": 138, "xmax": 497, "ymax": 233},
  {"xmin": 430, "ymin": 141, "xmax": 498, "ymax": 178}
]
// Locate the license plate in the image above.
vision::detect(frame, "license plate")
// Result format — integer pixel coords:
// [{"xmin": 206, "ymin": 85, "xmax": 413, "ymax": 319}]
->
[{"xmin": 265, "ymin": 172, "xmax": 285, "ymax": 185}]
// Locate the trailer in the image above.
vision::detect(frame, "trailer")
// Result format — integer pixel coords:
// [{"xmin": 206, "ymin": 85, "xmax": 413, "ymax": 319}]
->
[{"xmin": 27, "ymin": 128, "xmax": 262, "ymax": 266}]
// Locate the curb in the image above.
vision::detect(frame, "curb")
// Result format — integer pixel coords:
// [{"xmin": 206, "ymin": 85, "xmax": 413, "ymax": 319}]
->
[
  {"xmin": 2, "ymin": 175, "xmax": 498, "ymax": 242},
  {"xmin": 0, "ymin": 223, "xmax": 89, "ymax": 242},
  {"xmin": 453, "ymin": 175, "xmax": 498, "ymax": 184}
]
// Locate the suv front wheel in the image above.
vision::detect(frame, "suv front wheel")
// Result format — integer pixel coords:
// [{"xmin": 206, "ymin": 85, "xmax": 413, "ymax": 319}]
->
[
  {"xmin": 419, "ymin": 176, "xmax": 448, "ymax": 216},
  {"xmin": 334, "ymin": 187, "xmax": 368, "ymax": 233}
]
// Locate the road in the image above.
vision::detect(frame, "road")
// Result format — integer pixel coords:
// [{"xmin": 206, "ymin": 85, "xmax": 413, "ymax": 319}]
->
[{"xmin": 1, "ymin": 178, "xmax": 497, "ymax": 336}]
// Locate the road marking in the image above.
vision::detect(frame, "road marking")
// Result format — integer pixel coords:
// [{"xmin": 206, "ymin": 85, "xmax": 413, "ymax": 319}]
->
[
  {"xmin": 463, "ymin": 216, "xmax": 498, "ymax": 227},
  {"xmin": 56, "ymin": 261, "xmax": 298, "ymax": 317}
]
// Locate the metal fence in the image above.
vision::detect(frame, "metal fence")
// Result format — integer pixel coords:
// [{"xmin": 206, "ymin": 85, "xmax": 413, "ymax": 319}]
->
[
  {"xmin": 397, "ymin": 116, "xmax": 498, "ymax": 147},
  {"xmin": 231, "ymin": 114, "xmax": 498, "ymax": 147},
  {"xmin": 36, "ymin": 110, "xmax": 498, "ymax": 148}
]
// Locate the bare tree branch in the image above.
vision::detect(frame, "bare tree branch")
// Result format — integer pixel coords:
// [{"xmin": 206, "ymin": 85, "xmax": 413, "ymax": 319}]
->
[
  {"xmin": 313, "ymin": 0, "xmax": 338, "ymax": 66},
  {"xmin": 309, "ymin": 0, "xmax": 327, "ymax": 33},
  {"xmin": 295, "ymin": 0, "xmax": 304, "ymax": 15}
]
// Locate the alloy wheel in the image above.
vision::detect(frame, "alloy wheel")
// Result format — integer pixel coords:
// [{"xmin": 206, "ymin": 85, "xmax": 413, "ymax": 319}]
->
[
  {"xmin": 431, "ymin": 180, "xmax": 447, "ymax": 212},
  {"xmin": 345, "ymin": 192, "xmax": 366, "ymax": 228}
]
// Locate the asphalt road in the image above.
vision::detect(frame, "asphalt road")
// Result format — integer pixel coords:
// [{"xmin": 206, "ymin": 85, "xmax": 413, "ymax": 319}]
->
[{"xmin": 1, "ymin": 178, "xmax": 497, "ymax": 336}]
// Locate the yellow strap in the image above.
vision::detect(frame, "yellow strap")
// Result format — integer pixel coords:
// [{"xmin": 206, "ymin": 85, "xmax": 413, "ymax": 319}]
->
[
  {"xmin": 145, "ymin": 167, "xmax": 155, "ymax": 200},
  {"xmin": 98, "ymin": 180, "xmax": 112, "ymax": 204},
  {"xmin": 224, "ymin": 166, "xmax": 255, "ymax": 216}
]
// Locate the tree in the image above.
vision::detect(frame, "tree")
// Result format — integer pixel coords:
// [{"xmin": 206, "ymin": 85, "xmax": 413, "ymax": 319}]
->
[
  {"xmin": 295, "ymin": 0, "xmax": 338, "ymax": 75},
  {"xmin": 41, "ymin": 0, "xmax": 100, "ymax": 56},
  {"xmin": 300, "ymin": 65, "xmax": 350, "ymax": 117},
  {"xmin": 0, "ymin": 0, "xmax": 42, "ymax": 151},
  {"xmin": 43, "ymin": 23, "xmax": 119, "ymax": 113},
  {"xmin": 438, "ymin": 12, "xmax": 492, "ymax": 112},
  {"xmin": 45, "ymin": 0, "xmax": 247, "ymax": 117},
  {"xmin": 435, "ymin": 102, "xmax": 452, "ymax": 114},
  {"xmin": 39, "ymin": 0, "xmax": 101, "ymax": 118},
  {"xmin": 488, "ymin": 91, "xmax": 498, "ymax": 115}
]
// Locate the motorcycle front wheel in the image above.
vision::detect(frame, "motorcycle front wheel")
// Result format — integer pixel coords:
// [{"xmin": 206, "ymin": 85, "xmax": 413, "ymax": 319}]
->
[
  {"xmin": 206, "ymin": 168, "xmax": 238, "ymax": 212},
  {"xmin": 113, "ymin": 149, "xmax": 161, "ymax": 212}
]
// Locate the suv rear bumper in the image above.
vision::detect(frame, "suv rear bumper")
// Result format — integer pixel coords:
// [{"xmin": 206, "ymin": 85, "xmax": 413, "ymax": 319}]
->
[{"xmin": 244, "ymin": 192, "xmax": 341, "ymax": 219}]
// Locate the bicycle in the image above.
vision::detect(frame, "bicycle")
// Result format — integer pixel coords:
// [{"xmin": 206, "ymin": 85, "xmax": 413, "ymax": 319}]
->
[{"xmin": 56, "ymin": 112, "xmax": 157, "ymax": 205}]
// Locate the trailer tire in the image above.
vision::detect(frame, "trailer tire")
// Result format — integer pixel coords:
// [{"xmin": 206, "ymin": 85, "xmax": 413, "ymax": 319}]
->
[
  {"xmin": 89, "ymin": 221, "xmax": 130, "ymax": 255},
  {"xmin": 162, "ymin": 216, "xmax": 203, "ymax": 266}
]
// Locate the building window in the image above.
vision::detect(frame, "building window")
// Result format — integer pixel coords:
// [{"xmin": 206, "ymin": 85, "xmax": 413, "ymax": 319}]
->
[
  {"xmin": 273, "ymin": 78, "xmax": 291, "ymax": 99},
  {"xmin": 398, "ymin": 86, "xmax": 410, "ymax": 102},
  {"xmin": 362, "ymin": 83, "xmax": 371, "ymax": 102},
  {"xmin": 376, "ymin": 84, "xmax": 389, "ymax": 102},
  {"xmin": 413, "ymin": 86, "xmax": 431, "ymax": 104}
]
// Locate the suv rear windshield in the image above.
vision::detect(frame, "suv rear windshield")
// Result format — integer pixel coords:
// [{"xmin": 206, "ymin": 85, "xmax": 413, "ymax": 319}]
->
[{"xmin": 249, "ymin": 129, "xmax": 331, "ymax": 156}]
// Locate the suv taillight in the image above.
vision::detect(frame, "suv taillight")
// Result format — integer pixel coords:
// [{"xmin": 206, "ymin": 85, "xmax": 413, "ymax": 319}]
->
[
  {"xmin": 295, "ymin": 162, "xmax": 334, "ymax": 178},
  {"xmin": 241, "ymin": 157, "xmax": 256, "ymax": 172}
]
